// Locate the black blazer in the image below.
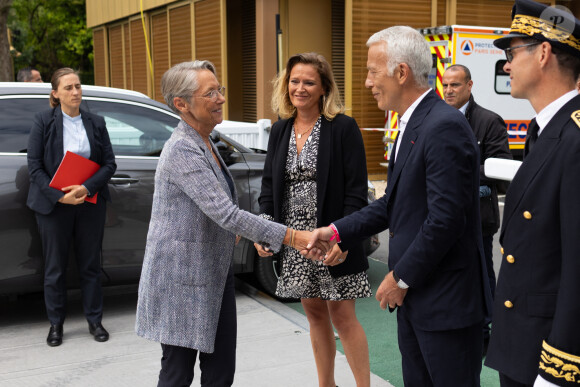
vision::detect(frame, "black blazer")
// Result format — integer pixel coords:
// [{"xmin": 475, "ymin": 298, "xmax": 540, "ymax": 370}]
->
[
  {"xmin": 259, "ymin": 113, "xmax": 369, "ymax": 277},
  {"xmin": 334, "ymin": 91, "xmax": 492, "ymax": 330},
  {"xmin": 485, "ymin": 95, "xmax": 580, "ymax": 385},
  {"xmin": 27, "ymin": 106, "xmax": 117, "ymax": 215},
  {"xmin": 465, "ymin": 94, "xmax": 512, "ymax": 236}
]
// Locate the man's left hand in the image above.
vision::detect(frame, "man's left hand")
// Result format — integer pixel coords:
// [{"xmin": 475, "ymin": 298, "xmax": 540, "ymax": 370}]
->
[{"xmin": 376, "ymin": 271, "xmax": 408, "ymax": 310}]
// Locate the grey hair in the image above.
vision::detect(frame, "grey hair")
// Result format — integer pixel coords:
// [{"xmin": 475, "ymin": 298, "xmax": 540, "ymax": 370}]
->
[
  {"xmin": 161, "ymin": 60, "xmax": 217, "ymax": 114},
  {"xmin": 367, "ymin": 26, "xmax": 432, "ymax": 88}
]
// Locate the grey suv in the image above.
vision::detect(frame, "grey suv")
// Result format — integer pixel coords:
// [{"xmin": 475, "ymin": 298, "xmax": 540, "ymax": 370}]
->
[{"xmin": 0, "ymin": 83, "xmax": 378, "ymax": 298}]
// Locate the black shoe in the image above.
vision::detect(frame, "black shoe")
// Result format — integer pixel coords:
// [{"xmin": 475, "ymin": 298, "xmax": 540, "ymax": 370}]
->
[
  {"xmin": 88, "ymin": 322, "xmax": 109, "ymax": 342},
  {"xmin": 47, "ymin": 324, "xmax": 63, "ymax": 347}
]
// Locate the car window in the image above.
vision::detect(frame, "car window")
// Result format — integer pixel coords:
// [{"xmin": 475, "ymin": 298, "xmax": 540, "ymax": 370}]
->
[
  {"xmin": 0, "ymin": 97, "xmax": 49, "ymax": 152},
  {"xmin": 85, "ymin": 99, "xmax": 179, "ymax": 156}
]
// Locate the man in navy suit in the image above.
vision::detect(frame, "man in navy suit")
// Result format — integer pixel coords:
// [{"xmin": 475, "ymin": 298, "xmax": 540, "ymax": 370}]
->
[{"xmin": 307, "ymin": 26, "xmax": 491, "ymax": 386}]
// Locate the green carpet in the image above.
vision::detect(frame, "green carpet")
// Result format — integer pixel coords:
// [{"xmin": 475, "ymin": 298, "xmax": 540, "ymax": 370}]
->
[{"xmin": 286, "ymin": 258, "xmax": 500, "ymax": 387}]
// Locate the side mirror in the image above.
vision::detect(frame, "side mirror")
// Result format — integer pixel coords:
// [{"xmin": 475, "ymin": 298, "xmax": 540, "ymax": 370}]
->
[
  {"xmin": 210, "ymin": 130, "xmax": 221, "ymax": 143},
  {"xmin": 484, "ymin": 158, "xmax": 522, "ymax": 181}
]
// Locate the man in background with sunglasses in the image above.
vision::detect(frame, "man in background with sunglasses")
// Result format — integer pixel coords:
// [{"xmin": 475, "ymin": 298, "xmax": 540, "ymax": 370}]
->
[{"xmin": 485, "ymin": 0, "xmax": 580, "ymax": 386}]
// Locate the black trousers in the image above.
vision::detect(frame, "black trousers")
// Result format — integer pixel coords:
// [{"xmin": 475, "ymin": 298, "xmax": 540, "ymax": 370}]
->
[
  {"xmin": 158, "ymin": 268, "xmax": 237, "ymax": 387},
  {"xmin": 397, "ymin": 307, "xmax": 483, "ymax": 387},
  {"xmin": 35, "ymin": 199, "xmax": 106, "ymax": 325}
]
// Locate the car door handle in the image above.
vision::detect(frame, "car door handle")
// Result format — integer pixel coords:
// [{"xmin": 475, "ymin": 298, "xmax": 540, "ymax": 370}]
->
[{"xmin": 110, "ymin": 176, "xmax": 140, "ymax": 185}]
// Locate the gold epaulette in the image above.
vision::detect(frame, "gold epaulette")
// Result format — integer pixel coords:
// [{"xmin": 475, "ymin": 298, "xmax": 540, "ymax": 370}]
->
[
  {"xmin": 539, "ymin": 340, "xmax": 580, "ymax": 383},
  {"xmin": 572, "ymin": 111, "xmax": 580, "ymax": 129}
]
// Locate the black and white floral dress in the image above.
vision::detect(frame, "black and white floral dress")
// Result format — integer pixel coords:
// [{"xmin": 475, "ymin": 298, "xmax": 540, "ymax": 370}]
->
[{"xmin": 274, "ymin": 116, "xmax": 372, "ymax": 301}]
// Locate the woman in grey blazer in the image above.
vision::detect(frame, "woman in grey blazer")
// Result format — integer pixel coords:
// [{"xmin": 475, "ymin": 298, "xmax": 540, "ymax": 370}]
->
[{"xmin": 135, "ymin": 61, "xmax": 320, "ymax": 387}]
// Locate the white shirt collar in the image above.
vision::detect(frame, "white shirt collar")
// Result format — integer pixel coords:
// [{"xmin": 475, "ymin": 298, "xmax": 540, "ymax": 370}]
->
[
  {"xmin": 395, "ymin": 89, "xmax": 431, "ymax": 161},
  {"xmin": 399, "ymin": 89, "xmax": 431, "ymax": 128},
  {"xmin": 535, "ymin": 90, "xmax": 577, "ymax": 136}
]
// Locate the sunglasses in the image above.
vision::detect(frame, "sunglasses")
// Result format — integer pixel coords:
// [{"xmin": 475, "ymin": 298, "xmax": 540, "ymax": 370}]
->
[{"xmin": 504, "ymin": 42, "xmax": 541, "ymax": 63}]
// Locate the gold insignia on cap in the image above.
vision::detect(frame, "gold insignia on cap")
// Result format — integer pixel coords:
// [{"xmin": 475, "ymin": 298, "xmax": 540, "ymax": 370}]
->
[
  {"xmin": 572, "ymin": 110, "xmax": 580, "ymax": 128},
  {"xmin": 511, "ymin": 15, "xmax": 580, "ymax": 51}
]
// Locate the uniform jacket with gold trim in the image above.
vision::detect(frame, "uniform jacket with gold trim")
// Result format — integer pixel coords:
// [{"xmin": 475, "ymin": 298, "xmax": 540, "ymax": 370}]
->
[{"xmin": 485, "ymin": 95, "xmax": 580, "ymax": 385}]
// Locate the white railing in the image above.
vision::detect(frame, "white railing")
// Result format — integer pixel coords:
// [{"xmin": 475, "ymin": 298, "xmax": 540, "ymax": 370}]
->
[{"xmin": 215, "ymin": 119, "xmax": 271, "ymax": 151}]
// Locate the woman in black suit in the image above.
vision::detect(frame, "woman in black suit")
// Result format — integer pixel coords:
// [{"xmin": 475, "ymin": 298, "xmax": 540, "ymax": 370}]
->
[
  {"xmin": 256, "ymin": 53, "xmax": 371, "ymax": 386},
  {"xmin": 27, "ymin": 68, "xmax": 117, "ymax": 347}
]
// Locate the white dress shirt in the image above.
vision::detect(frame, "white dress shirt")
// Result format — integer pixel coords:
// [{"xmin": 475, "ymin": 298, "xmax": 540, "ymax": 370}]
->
[
  {"xmin": 395, "ymin": 89, "xmax": 431, "ymax": 162},
  {"xmin": 459, "ymin": 101, "xmax": 469, "ymax": 115},
  {"xmin": 535, "ymin": 89, "xmax": 577, "ymax": 136},
  {"xmin": 62, "ymin": 111, "xmax": 90, "ymax": 159}
]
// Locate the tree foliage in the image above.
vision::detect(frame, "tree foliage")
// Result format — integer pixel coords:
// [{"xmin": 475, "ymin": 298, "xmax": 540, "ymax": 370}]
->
[
  {"xmin": 8, "ymin": 0, "xmax": 93, "ymax": 83},
  {"xmin": 0, "ymin": 0, "xmax": 13, "ymax": 82}
]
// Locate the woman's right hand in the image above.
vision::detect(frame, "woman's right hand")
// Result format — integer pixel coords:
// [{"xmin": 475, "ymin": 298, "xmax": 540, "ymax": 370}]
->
[{"xmin": 254, "ymin": 242, "xmax": 273, "ymax": 257}]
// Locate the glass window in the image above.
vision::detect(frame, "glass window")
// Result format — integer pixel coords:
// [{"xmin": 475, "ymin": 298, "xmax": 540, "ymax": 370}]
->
[
  {"xmin": 428, "ymin": 54, "xmax": 438, "ymax": 91},
  {"xmin": 86, "ymin": 100, "xmax": 179, "ymax": 156},
  {"xmin": 495, "ymin": 60, "xmax": 511, "ymax": 94},
  {"xmin": 0, "ymin": 97, "xmax": 50, "ymax": 152}
]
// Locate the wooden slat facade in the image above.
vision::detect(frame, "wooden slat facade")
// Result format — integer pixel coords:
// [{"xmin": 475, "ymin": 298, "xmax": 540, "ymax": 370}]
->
[
  {"xmin": 331, "ymin": 0, "xmax": 345, "ymax": 100},
  {"xmin": 89, "ymin": 0, "xmax": 580, "ymax": 175},
  {"xmin": 241, "ymin": 1, "xmax": 257, "ymax": 122},
  {"xmin": 93, "ymin": 29, "xmax": 107, "ymax": 86},
  {"xmin": 169, "ymin": 4, "xmax": 193, "ymax": 66},
  {"xmin": 109, "ymin": 25, "xmax": 125, "ymax": 89},
  {"xmin": 195, "ymin": 0, "xmax": 222, "ymax": 81},
  {"xmin": 151, "ymin": 12, "xmax": 169, "ymax": 102},
  {"xmin": 123, "ymin": 23, "xmax": 133, "ymax": 90},
  {"xmin": 351, "ymin": 0, "xmax": 431, "ymax": 175},
  {"xmin": 130, "ymin": 19, "xmax": 150, "ymax": 95},
  {"xmin": 456, "ymin": 0, "xmax": 514, "ymax": 27}
]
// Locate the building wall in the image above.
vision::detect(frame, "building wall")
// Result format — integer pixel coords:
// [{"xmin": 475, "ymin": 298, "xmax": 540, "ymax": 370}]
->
[
  {"xmin": 287, "ymin": 0, "xmax": 332, "ymax": 62},
  {"xmin": 87, "ymin": 0, "xmax": 176, "ymax": 28},
  {"xmin": 88, "ymin": 0, "xmax": 579, "ymax": 175},
  {"xmin": 349, "ymin": 0, "xmax": 433, "ymax": 175}
]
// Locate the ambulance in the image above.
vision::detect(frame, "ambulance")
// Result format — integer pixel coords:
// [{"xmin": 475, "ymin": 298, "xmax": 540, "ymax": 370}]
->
[{"xmin": 384, "ymin": 25, "xmax": 536, "ymax": 160}]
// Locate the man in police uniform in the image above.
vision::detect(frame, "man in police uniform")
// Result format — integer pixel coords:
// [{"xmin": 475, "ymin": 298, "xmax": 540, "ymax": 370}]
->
[{"xmin": 485, "ymin": 0, "xmax": 580, "ymax": 386}]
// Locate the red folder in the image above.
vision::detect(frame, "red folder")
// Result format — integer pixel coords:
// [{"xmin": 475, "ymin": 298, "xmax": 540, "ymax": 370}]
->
[{"xmin": 49, "ymin": 151, "xmax": 100, "ymax": 204}]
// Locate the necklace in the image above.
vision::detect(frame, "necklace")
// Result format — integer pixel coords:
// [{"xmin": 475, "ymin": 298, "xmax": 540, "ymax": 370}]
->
[{"xmin": 295, "ymin": 117, "xmax": 318, "ymax": 139}]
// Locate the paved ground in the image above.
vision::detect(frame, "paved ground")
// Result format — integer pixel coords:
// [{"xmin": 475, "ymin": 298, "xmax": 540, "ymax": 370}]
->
[
  {"xmin": 0, "ymin": 281, "xmax": 392, "ymax": 387},
  {"xmin": 0, "ymin": 179, "xmax": 503, "ymax": 387}
]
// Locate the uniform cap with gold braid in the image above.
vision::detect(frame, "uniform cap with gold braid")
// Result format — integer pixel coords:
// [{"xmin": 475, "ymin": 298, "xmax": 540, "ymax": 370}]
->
[{"xmin": 493, "ymin": 0, "xmax": 580, "ymax": 58}]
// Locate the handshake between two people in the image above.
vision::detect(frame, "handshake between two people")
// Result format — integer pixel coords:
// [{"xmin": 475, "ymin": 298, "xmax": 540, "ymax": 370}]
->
[{"xmin": 254, "ymin": 226, "xmax": 348, "ymax": 266}]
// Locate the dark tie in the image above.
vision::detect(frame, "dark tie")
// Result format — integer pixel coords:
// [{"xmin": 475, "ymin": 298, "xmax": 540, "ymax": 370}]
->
[{"xmin": 524, "ymin": 118, "xmax": 539, "ymax": 158}]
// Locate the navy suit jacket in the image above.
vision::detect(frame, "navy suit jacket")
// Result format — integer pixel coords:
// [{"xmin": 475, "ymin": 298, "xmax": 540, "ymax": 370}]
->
[
  {"xmin": 334, "ymin": 90, "xmax": 491, "ymax": 330},
  {"xmin": 259, "ymin": 114, "xmax": 369, "ymax": 277},
  {"xmin": 27, "ymin": 106, "xmax": 117, "ymax": 215}
]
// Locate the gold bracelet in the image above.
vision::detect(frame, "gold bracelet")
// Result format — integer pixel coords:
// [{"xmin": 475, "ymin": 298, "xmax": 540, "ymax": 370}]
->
[{"xmin": 290, "ymin": 229, "xmax": 295, "ymax": 249}]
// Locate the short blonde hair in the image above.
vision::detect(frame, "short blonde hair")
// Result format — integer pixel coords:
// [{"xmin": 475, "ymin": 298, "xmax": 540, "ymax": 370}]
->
[{"xmin": 271, "ymin": 52, "xmax": 344, "ymax": 120}]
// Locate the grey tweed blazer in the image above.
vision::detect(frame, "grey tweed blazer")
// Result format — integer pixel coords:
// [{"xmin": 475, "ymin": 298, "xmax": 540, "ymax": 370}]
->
[{"xmin": 135, "ymin": 120, "xmax": 286, "ymax": 352}]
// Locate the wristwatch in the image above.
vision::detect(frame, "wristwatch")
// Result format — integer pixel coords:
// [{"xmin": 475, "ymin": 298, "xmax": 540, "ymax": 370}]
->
[{"xmin": 392, "ymin": 271, "xmax": 409, "ymax": 289}]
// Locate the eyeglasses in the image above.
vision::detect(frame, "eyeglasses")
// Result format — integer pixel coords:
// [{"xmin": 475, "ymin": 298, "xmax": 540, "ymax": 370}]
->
[
  {"xmin": 195, "ymin": 86, "xmax": 226, "ymax": 101},
  {"xmin": 504, "ymin": 42, "xmax": 541, "ymax": 63}
]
